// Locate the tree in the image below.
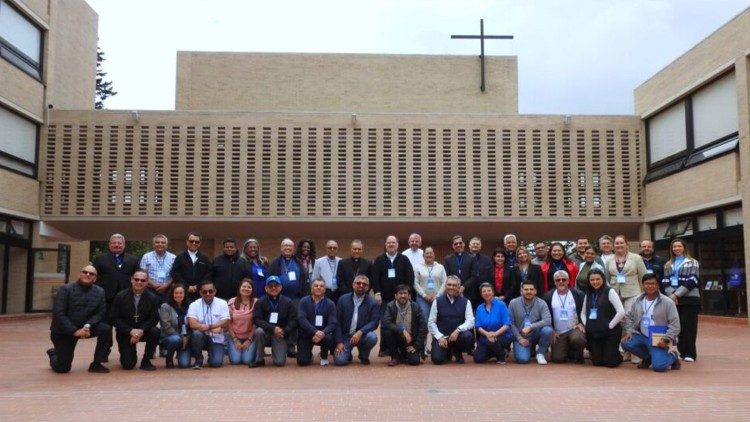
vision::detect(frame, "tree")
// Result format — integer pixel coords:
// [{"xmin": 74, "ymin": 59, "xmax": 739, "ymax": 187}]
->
[{"xmin": 95, "ymin": 47, "xmax": 117, "ymax": 109}]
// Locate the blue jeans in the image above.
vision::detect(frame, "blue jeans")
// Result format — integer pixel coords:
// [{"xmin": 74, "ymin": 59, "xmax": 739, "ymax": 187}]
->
[
  {"xmin": 190, "ymin": 331, "xmax": 225, "ymax": 367},
  {"xmin": 333, "ymin": 331, "xmax": 378, "ymax": 366},
  {"xmin": 621, "ymin": 333, "xmax": 677, "ymax": 372},
  {"xmin": 227, "ymin": 337, "xmax": 257, "ymax": 365},
  {"xmin": 161, "ymin": 334, "xmax": 191, "ymax": 368},
  {"xmin": 513, "ymin": 325, "xmax": 553, "ymax": 364}
]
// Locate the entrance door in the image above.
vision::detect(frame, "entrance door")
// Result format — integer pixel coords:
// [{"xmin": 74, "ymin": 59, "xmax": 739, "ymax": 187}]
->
[{"xmin": 28, "ymin": 245, "xmax": 70, "ymax": 312}]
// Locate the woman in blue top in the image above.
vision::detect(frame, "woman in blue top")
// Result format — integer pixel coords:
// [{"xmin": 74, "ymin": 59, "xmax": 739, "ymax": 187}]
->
[
  {"xmin": 662, "ymin": 238, "xmax": 700, "ymax": 362},
  {"xmin": 474, "ymin": 282, "xmax": 513, "ymax": 364}
]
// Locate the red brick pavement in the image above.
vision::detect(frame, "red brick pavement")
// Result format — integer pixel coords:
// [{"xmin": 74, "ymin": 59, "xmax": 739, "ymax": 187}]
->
[{"xmin": 1, "ymin": 317, "xmax": 749, "ymax": 421}]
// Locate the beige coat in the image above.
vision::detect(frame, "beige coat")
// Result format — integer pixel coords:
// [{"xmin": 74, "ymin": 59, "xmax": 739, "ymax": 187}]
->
[{"xmin": 607, "ymin": 252, "xmax": 647, "ymax": 299}]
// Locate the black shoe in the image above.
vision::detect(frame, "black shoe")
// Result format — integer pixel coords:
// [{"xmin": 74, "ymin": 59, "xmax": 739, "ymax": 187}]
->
[
  {"xmin": 165, "ymin": 358, "xmax": 174, "ymax": 369},
  {"xmin": 637, "ymin": 357, "xmax": 652, "ymax": 369},
  {"xmin": 46, "ymin": 348, "xmax": 56, "ymax": 358},
  {"xmin": 193, "ymin": 360, "xmax": 203, "ymax": 370},
  {"xmin": 671, "ymin": 353, "xmax": 681, "ymax": 370},
  {"xmin": 360, "ymin": 358, "xmax": 370, "ymax": 365},
  {"xmin": 378, "ymin": 350, "xmax": 388, "ymax": 357},
  {"xmin": 454, "ymin": 354, "xmax": 465, "ymax": 364},
  {"xmin": 140, "ymin": 359, "xmax": 156, "ymax": 371},
  {"xmin": 249, "ymin": 360, "xmax": 265, "ymax": 368},
  {"xmin": 159, "ymin": 347, "xmax": 167, "ymax": 358},
  {"xmin": 287, "ymin": 348, "xmax": 297, "ymax": 358},
  {"xmin": 102, "ymin": 356, "xmax": 109, "ymax": 363},
  {"xmin": 88, "ymin": 362, "xmax": 110, "ymax": 373}
]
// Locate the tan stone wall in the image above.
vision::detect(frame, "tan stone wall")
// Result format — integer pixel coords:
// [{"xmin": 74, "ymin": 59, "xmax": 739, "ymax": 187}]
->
[
  {"xmin": 643, "ymin": 153, "xmax": 739, "ymax": 219},
  {"xmin": 175, "ymin": 52, "xmax": 518, "ymax": 114},
  {"xmin": 45, "ymin": 0, "xmax": 97, "ymax": 110},
  {"xmin": 0, "ymin": 60, "xmax": 45, "ymax": 119},
  {"xmin": 10, "ymin": 0, "xmax": 49, "ymax": 23},
  {"xmin": 0, "ymin": 168, "xmax": 40, "ymax": 218},
  {"xmin": 634, "ymin": 8, "xmax": 750, "ymax": 115}
]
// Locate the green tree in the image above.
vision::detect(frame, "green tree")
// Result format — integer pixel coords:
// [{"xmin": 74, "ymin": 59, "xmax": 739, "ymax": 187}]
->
[{"xmin": 95, "ymin": 47, "xmax": 117, "ymax": 109}]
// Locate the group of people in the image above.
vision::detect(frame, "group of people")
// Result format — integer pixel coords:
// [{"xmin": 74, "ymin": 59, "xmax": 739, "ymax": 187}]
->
[{"xmin": 47, "ymin": 231, "xmax": 700, "ymax": 374}]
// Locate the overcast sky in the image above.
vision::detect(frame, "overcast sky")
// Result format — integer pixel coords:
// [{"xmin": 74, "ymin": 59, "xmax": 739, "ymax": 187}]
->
[{"xmin": 87, "ymin": 0, "xmax": 748, "ymax": 115}]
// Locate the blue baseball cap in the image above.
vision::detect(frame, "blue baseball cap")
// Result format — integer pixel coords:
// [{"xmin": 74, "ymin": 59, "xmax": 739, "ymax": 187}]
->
[{"xmin": 265, "ymin": 275, "xmax": 281, "ymax": 286}]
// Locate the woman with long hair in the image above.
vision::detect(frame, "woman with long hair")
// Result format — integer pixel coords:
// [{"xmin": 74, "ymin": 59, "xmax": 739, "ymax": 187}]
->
[
  {"xmin": 663, "ymin": 238, "xmax": 700, "ymax": 362},
  {"xmin": 159, "ymin": 283, "xmax": 191, "ymax": 368},
  {"xmin": 227, "ymin": 278, "xmax": 258, "ymax": 365}
]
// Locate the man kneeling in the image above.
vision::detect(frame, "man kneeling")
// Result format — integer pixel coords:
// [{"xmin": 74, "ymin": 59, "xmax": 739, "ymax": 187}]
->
[
  {"xmin": 428, "ymin": 276, "xmax": 475, "ymax": 364},
  {"xmin": 381, "ymin": 284, "xmax": 427, "ymax": 366}
]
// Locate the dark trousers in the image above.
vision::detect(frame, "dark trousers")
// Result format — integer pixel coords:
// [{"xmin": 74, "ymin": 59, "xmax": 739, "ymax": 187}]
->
[
  {"xmin": 297, "ymin": 332, "xmax": 334, "ymax": 366},
  {"xmin": 587, "ymin": 326, "xmax": 622, "ymax": 368},
  {"xmin": 473, "ymin": 335, "xmax": 512, "ymax": 363},
  {"xmin": 677, "ymin": 304, "xmax": 700, "ymax": 359},
  {"xmin": 115, "ymin": 326, "xmax": 160, "ymax": 369},
  {"xmin": 431, "ymin": 331, "xmax": 475, "ymax": 364},
  {"xmin": 383, "ymin": 328, "xmax": 420, "ymax": 365},
  {"xmin": 49, "ymin": 323, "xmax": 112, "ymax": 373}
]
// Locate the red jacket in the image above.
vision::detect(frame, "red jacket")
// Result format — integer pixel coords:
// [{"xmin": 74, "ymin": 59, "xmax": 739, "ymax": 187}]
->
[{"xmin": 540, "ymin": 259, "xmax": 578, "ymax": 293}]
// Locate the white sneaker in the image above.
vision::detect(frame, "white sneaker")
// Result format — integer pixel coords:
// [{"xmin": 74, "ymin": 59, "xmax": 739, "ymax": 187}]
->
[
  {"xmin": 320, "ymin": 358, "xmax": 329, "ymax": 366},
  {"xmin": 536, "ymin": 353, "xmax": 547, "ymax": 365},
  {"xmin": 684, "ymin": 357, "xmax": 695, "ymax": 362}
]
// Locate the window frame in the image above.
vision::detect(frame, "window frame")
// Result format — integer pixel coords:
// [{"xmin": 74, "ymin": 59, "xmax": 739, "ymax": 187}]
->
[
  {"xmin": 0, "ymin": 105, "xmax": 40, "ymax": 178},
  {"xmin": 0, "ymin": 0, "xmax": 44, "ymax": 80}
]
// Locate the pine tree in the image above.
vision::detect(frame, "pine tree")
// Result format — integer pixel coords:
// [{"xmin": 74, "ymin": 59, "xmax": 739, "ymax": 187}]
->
[{"xmin": 95, "ymin": 47, "xmax": 117, "ymax": 109}]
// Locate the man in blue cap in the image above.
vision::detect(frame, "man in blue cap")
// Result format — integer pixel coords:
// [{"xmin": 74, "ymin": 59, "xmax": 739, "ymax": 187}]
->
[{"xmin": 250, "ymin": 275, "xmax": 298, "ymax": 367}]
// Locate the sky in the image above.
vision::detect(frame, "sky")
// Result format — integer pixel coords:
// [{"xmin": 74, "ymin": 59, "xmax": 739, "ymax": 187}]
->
[{"xmin": 87, "ymin": 0, "xmax": 749, "ymax": 115}]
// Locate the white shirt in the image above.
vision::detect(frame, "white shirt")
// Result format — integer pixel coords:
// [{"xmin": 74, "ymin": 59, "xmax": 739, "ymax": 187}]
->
[
  {"xmin": 551, "ymin": 289, "xmax": 578, "ymax": 334},
  {"xmin": 187, "ymin": 297, "xmax": 230, "ymax": 343},
  {"xmin": 311, "ymin": 256, "xmax": 342, "ymax": 290},
  {"xmin": 188, "ymin": 250, "xmax": 198, "ymax": 264},
  {"xmin": 402, "ymin": 248, "xmax": 424, "ymax": 269},
  {"xmin": 413, "ymin": 262, "xmax": 447, "ymax": 298},
  {"xmin": 428, "ymin": 295, "xmax": 475, "ymax": 340}
]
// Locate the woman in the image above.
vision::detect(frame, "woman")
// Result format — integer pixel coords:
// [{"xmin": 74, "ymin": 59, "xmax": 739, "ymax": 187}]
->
[
  {"xmin": 236, "ymin": 238, "xmax": 269, "ymax": 298},
  {"xmin": 414, "ymin": 246, "xmax": 447, "ymax": 322},
  {"xmin": 227, "ymin": 278, "xmax": 258, "ymax": 365},
  {"xmin": 159, "ymin": 283, "xmax": 191, "ymax": 368},
  {"xmin": 296, "ymin": 238, "xmax": 316, "ymax": 279},
  {"xmin": 662, "ymin": 238, "xmax": 700, "ymax": 362},
  {"xmin": 541, "ymin": 242, "xmax": 578, "ymax": 294},
  {"xmin": 474, "ymin": 283, "xmax": 513, "ymax": 364},
  {"xmin": 576, "ymin": 246, "xmax": 606, "ymax": 291},
  {"xmin": 581, "ymin": 269, "xmax": 625, "ymax": 367},
  {"xmin": 512, "ymin": 247, "xmax": 543, "ymax": 300},
  {"xmin": 607, "ymin": 235, "xmax": 647, "ymax": 312}
]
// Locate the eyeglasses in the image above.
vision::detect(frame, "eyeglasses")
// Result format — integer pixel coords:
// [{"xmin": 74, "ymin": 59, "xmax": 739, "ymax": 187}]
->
[
  {"xmin": 354, "ymin": 281, "xmax": 368, "ymax": 286},
  {"xmin": 188, "ymin": 240, "xmax": 201, "ymax": 244},
  {"xmin": 327, "ymin": 246, "xmax": 338, "ymax": 249},
  {"xmin": 554, "ymin": 278, "xmax": 567, "ymax": 282},
  {"xmin": 81, "ymin": 270, "xmax": 97, "ymax": 276},
  {"xmin": 201, "ymin": 289, "xmax": 215, "ymax": 294},
  {"xmin": 133, "ymin": 278, "xmax": 148, "ymax": 283}
]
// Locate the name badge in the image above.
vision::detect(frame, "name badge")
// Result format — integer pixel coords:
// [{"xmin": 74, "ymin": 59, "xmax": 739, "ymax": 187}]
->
[
  {"xmin": 427, "ymin": 278, "xmax": 435, "ymax": 290},
  {"xmin": 388, "ymin": 268, "xmax": 396, "ymax": 278},
  {"xmin": 589, "ymin": 308, "xmax": 598, "ymax": 320},
  {"xmin": 156, "ymin": 270, "xmax": 167, "ymax": 282},
  {"xmin": 257, "ymin": 269, "xmax": 264, "ymax": 277},
  {"xmin": 330, "ymin": 276, "xmax": 338, "ymax": 289},
  {"xmin": 315, "ymin": 315, "xmax": 324, "ymax": 327},
  {"xmin": 617, "ymin": 274, "xmax": 626, "ymax": 284},
  {"xmin": 523, "ymin": 317, "xmax": 531, "ymax": 328},
  {"xmin": 288, "ymin": 271, "xmax": 297, "ymax": 281},
  {"xmin": 269, "ymin": 312, "xmax": 279, "ymax": 324},
  {"xmin": 640, "ymin": 317, "xmax": 651, "ymax": 333},
  {"xmin": 671, "ymin": 277, "xmax": 678, "ymax": 287},
  {"xmin": 560, "ymin": 309, "xmax": 569, "ymax": 321}
]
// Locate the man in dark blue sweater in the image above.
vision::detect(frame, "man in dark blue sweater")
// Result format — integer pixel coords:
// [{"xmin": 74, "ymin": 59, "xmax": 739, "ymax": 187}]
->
[{"xmin": 297, "ymin": 279, "xmax": 337, "ymax": 366}]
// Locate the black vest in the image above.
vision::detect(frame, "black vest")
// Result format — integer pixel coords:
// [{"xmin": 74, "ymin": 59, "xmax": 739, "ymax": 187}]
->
[
  {"xmin": 436, "ymin": 295, "xmax": 468, "ymax": 335},
  {"xmin": 585, "ymin": 285, "xmax": 616, "ymax": 335}
]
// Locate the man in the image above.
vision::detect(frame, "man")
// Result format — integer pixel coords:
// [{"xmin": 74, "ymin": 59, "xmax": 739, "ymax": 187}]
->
[
  {"xmin": 170, "ymin": 232, "xmax": 211, "ymax": 300},
  {"xmin": 503, "ymin": 234, "xmax": 518, "ymax": 267},
  {"xmin": 443, "ymin": 235, "xmax": 473, "ymax": 294},
  {"xmin": 381, "ymin": 284, "xmax": 427, "ymax": 366},
  {"xmin": 621, "ymin": 273, "xmax": 681, "ymax": 372},
  {"xmin": 532, "ymin": 241, "xmax": 548, "ymax": 266},
  {"xmin": 251, "ymin": 275, "xmax": 298, "ymax": 367},
  {"xmin": 402, "ymin": 233, "xmax": 424, "ymax": 269},
  {"xmin": 598, "ymin": 235, "xmax": 614, "ymax": 267},
  {"xmin": 187, "ymin": 280, "xmax": 230, "ymax": 368},
  {"xmin": 372, "ymin": 235, "xmax": 415, "ymax": 306},
  {"xmin": 140, "ymin": 234, "xmax": 176, "ymax": 302},
  {"xmin": 311, "ymin": 240, "xmax": 343, "ymax": 301},
  {"xmin": 47, "ymin": 265, "xmax": 111, "ymax": 373},
  {"xmin": 428, "ymin": 276, "xmax": 475, "ymax": 364},
  {"xmin": 542, "ymin": 270, "xmax": 586, "ymax": 363},
  {"xmin": 335, "ymin": 239, "xmax": 373, "ymax": 297},
  {"xmin": 639, "ymin": 240, "xmax": 666, "ymax": 290},
  {"xmin": 93, "ymin": 233, "xmax": 139, "ymax": 314},
  {"xmin": 334, "ymin": 275, "xmax": 380, "ymax": 366},
  {"xmin": 509, "ymin": 280, "xmax": 553, "ymax": 364},
  {"xmin": 466, "ymin": 237, "xmax": 493, "ymax": 307},
  {"xmin": 297, "ymin": 279, "xmax": 338, "ymax": 366},
  {"xmin": 211, "ymin": 237, "xmax": 241, "ymax": 300},
  {"xmin": 569, "ymin": 237, "xmax": 590, "ymax": 265},
  {"xmin": 268, "ymin": 238, "xmax": 308, "ymax": 301},
  {"xmin": 110, "ymin": 269, "xmax": 160, "ymax": 371}
]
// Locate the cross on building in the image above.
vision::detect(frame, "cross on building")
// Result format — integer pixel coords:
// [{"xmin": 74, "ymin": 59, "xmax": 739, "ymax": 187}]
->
[{"xmin": 451, "ymin": 19, "xmax": 514, "ymax": 92}]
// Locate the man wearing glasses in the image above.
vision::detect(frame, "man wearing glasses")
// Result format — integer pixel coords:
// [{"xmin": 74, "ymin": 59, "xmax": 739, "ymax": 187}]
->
[
  {"xmin": 251, "ymin": 276, "xmax": 298, "ymax": 367},
  {"xmin": 110, "ymin": 269, "xmax": 160, "ymax": 371},
  {"xmin": 187, "ymin": 280, "xmax": 230, "ymax": 368},
  {"xmin": 47, "ymin": 265, "xmax": 112, "ymax": 373},
  {"xmin": 334, "ymin": 275, "xmax": 380, "ymax": 366},
  {"xmin": 170, "ymin": 232, "xmax": 211, "ymax": 300},
  {"xmin": 542, "ymin": 270, "xmax": 586, "ymax": 364},
  {"xmin": 311, "ymin": 240, "xmax": 343, "ymax": 302}
]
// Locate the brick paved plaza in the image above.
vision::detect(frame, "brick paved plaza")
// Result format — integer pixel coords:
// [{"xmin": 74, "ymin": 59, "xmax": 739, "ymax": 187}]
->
[{"xmin": 1, "ymin": 316, "xmax": 749, "ymax": 421}]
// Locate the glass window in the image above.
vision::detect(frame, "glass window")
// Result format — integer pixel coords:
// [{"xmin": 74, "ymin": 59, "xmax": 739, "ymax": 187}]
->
[
  {"xmin": 647, "ymin": 101, "xmax": 686, "ymax": 164},
  {"xmin": 692, "ymin": 72, "xmax": 738, "ymax": 148},
  {"xmin": 653, "ymin": 221, "xmax": 669, "ymax": 240},
  {"xmin": 724, "ymin": 208, "xmax": 743, "ymax": 227},
  {"xmin": 697, "ymin": 213, "xmax": 717, "ymax": 231},
  {"xmin": 0, "ymin": 0, "xmax": 42, "ymax": 78},
  {"xmin": 0, "ymin": 106, "xmax": 37, "ymax": 176}
]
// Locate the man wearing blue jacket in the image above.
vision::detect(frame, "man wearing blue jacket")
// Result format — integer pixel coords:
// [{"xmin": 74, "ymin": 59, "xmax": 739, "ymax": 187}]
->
[
  {"xmin": 297, "ymin": 278, "xmax": 338, "ymax": 366},
  {"xmin": 334, "ymin": 274, "xmax": 380, "ymax": 365}
]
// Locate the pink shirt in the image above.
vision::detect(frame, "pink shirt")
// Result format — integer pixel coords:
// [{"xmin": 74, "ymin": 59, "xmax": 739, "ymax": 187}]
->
[{"xmin": 228, "ymin": 297, "xmax": 256, "ymax": 341}]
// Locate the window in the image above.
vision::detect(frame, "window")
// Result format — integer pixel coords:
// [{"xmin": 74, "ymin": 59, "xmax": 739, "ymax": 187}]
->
[
  {"xmin": 0, "ymin": 0, "xmax": 42, "ymax": 78},
  {"xmin": 645, "ymin": 70, "xmax": 739, "ymax": 182},
  {"xmin": 0, "ymin": 106, "xmax": 38, "ymax": 176}
]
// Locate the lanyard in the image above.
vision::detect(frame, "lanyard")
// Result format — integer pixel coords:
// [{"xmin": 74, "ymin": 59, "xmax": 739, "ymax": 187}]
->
[
  {"xmin": 557, "ymin": 291, "xmax": 569, "ymax": 308},
  {"xmin": 456, "ymin": 254, "xmax": 464, "ymax": 273},
  {"xmin": 522, "ymin": 302, "xmax": 533, "ymax": 320},
  {"xmin": 268, "ymin": 298, "xmax": 279, "ymax": 313},
  {"xmin": 590, "ymin": 292, "xmax": 599, "ymax": 309},
  {"xmin": 327, "ymin": 258, "xmax": 338, "ymax": 275},
  {"xmin": 643, "ymin": 298, "xmax": 656, "ymax": 316},
  {"xmin": 552, "ymin": 261, "xmax": 564, "ymax": 272},
  {"xmin": 202, "ymin": 301, "xmax": 213, "ymax": 325},
  {"xmin": 314, "ymin": 298, "xmax": 325, "ymax": 315},
  {"xmin": 427, "ymin": 264, "xmax": 435, "ymax": 278}
]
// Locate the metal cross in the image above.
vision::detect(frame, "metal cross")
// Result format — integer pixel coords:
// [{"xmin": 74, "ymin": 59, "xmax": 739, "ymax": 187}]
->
[{"xmin": 451, "ymin": 19, "xmax": 513, "ymax": 92}]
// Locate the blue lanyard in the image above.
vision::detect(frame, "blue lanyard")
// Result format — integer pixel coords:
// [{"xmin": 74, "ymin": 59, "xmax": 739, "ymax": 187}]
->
[
  {"xmin": 590, "ymin": 292, "xmax": 599, "ymax": 309},
  {"xmin": 314, "ymin": 299, "xmax": 325, "ymax": 315},
  {"xmin": 268, "ymin": 298, "xmax": 279, "ymax": 313}
]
